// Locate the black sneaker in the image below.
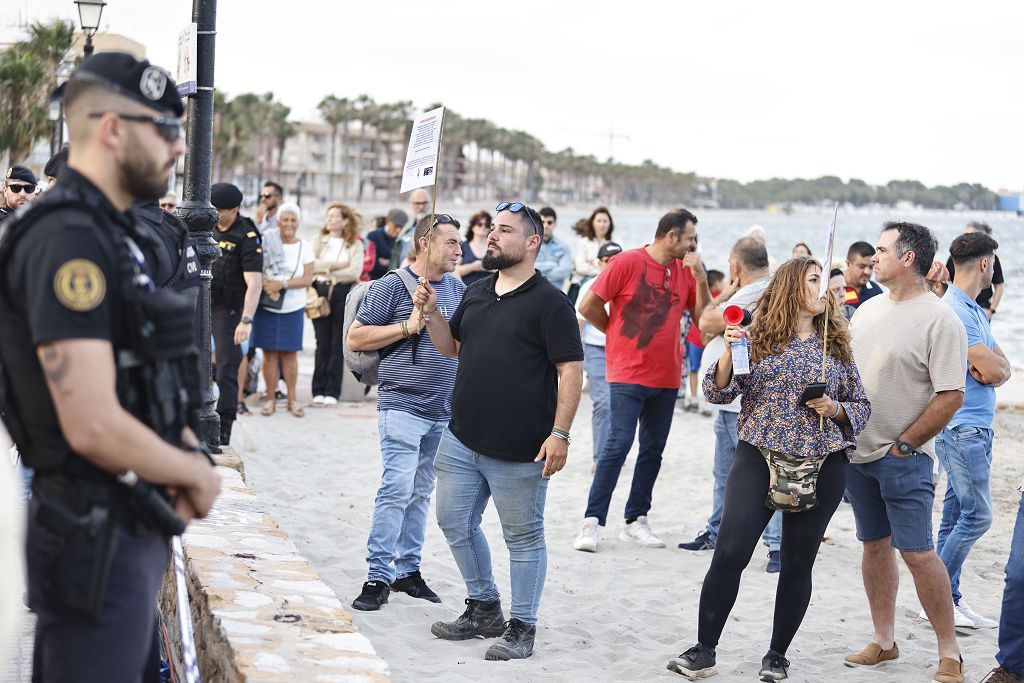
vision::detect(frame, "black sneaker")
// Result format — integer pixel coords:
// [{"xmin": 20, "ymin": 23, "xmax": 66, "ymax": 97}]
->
[
  {"xmin": 667, "ymin": 643, "xmax": 717, "ymax": 678},
  {"xmin": 766, "ymin": 550, "xmax": 781, "ymax": 574},
  {"xmin": 678, "ymin": 530, "xmax": 716, "ymax": 551},
  {"xmin": 392, "ymin": 571, "xmax": 441, "ymax": 603},
  {"xmin": 430, "ymin": 598, "xmax": 505, "ymax": 640},
  {"xmin": 484, "ymin": 618, "xmax": 536, "ymax": 661},
  {"xmin": 352, "ymin": 581, "xmax": 390, "ymax": 611},
  {"xmin": 759, "ymin": 649, "xmax": 790, "ymax": 681}
]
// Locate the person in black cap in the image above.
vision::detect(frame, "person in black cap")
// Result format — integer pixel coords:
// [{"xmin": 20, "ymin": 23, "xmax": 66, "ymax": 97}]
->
[
  {"xmin": 43, "ymin": 147, "xmax": 69, "ymax": 188},
  {"xmin": 0, "ymin": 52, "xmax": 221, "ymax": 682},
  {"xmin": 0, "ymin": 164, "xmax": 39, "ymax": 222},
  {"xmin": 210, "ymin": 181, "xmax": 263, "ymax": 446}
]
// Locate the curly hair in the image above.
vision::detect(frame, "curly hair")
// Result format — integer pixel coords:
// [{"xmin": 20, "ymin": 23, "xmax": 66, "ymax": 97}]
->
[
  {"xmin": 750, "ymin": 257, "xmax": 852, "ymax": 365},
  {"xmin": 321, "ymin": 202, "xmax": 363, "ymax": 244}
]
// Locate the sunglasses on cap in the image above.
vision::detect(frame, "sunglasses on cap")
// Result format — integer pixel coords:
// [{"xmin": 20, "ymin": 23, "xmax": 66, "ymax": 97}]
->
[
  {"xmin": 494, "ymin": 202, "xmax": 542, "ymax": 236},
  {"xmin": 431, "ymin": 213, "xmax": 462, "ymax": 229},
  {"xmin": 6, "ymin": 183, "xmax": 36, "ymax": 194},
  {"xmin": 88, "ymin": 112, "xmax": 184, "ymax": 143}
]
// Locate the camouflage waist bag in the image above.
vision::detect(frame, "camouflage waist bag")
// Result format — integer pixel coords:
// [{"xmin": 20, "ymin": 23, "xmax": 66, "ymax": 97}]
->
[{"xmin": 758, "ymin": 447, "xmax": 827, "ymax": 513}]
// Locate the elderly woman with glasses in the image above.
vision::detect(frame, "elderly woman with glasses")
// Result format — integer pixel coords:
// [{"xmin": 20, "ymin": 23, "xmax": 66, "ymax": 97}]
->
[
  {"xmin": 253, "ymin": 202, "xmax": 314, "ymax": 417},
  {"xmin": 456, "ymin": 210, "xmax": 494, "ymax": 286}
]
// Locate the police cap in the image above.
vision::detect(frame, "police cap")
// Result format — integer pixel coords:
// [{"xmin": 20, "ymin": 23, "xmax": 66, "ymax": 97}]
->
[
  {"xmin": 210, "ymin": 183, "xmax": 243, "ymax": 210},
  {"xmin": 55, "ymin": 52, "xmax": 185, "ymax": 118},
  {"xmin": 5, "ymin": 165, "xmax": 38, "ymax": 185},
  {"xmin": 43, "ymin": 148, "xmax": 68, "ymax": 179}
]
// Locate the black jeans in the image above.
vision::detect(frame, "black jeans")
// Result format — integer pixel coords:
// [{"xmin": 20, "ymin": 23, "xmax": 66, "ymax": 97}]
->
[
  {"xmin": 697, "ymin": 440, "xmax": 847, "ymax": 655},
  {"xmin": 212, "ymin": 304, "xmax": 241, "ymax": 420},
  {"xmin": 311, "ymin": 282, "xmax": 352, "ymax": 399}
]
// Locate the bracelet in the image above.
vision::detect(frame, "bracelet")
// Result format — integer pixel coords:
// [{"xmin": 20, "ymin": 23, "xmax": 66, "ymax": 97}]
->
[
  {"xmin": 551, "ymin": 427, "xmax": 571, "ymax": 443},
  {"xmin": 401, "ymin": 321, "xmax": 410, "ymax": 338},
  {"xmin": 830, "ymin": 402, "xmax": 841, "ymax": 419}
]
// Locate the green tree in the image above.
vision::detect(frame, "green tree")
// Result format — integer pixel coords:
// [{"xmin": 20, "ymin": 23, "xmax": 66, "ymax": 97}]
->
[
  {"xmin": 0, "ymin": 46, "xmax": 48, "ymax": 163},
  {"xmin": 317, "ymin": 95, "xmax": 354, "ymax": 198}
]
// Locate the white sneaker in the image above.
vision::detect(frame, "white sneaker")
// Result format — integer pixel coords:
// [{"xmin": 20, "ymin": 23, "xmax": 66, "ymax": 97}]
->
[
  {"xmin": 956, "ymin": 600, "xmax": 998, "ymax": 629},
  {"xmin": 312, "ymin": 395, "xmax": 326, "ymax": 406},
  {"xmin": 918, "ymin": 605, "xmax": 976, "ymax": 629},
  {"xmin": 574, "ymin": 517, "xmax": 600, "ymax": 552},
  {"xmin": 323, "ymin": 396, "xmax": 338, "ymax": 407},
  {"xmin": 619, "ymin": 516, "xmax": 665, "ymax": 548}
]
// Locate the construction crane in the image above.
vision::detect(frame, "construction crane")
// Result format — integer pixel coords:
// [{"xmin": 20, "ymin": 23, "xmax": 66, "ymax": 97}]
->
[{"xmin": 566, "ymin": 125, "xmax": 631, "ymax": 161}]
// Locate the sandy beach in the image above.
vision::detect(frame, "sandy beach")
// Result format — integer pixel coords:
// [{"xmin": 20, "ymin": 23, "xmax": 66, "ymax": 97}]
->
[{"xmin": 232, "ymin": 346, "xmax": 1024, "ymax": 683}]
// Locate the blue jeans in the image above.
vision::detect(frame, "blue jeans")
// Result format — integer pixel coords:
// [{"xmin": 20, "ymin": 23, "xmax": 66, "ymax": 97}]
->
[
  {"xmin": 998, "ymin": 492, "xmax": 1024, "ymax": 675},
  {"xmin": 434, "ymin": 428, "xmax": 549, "ymax": 625},
  {"xmin": 584, "ymin": 344, "xmax": 610, "ymax": 462},
  {"xmin": 585, "ymin": 382, "xmax": 676, "ymax": 526},
  {"xmin": 935, "ymin": 425, "xmax": 994, "ymax": 603},
  {"xmin": 365, "ymin": 409, "xmax": 445, "ymax": 584},
  {"xmin": 705, "ymin": 411, "xmax": 782, "ymax": 551}
]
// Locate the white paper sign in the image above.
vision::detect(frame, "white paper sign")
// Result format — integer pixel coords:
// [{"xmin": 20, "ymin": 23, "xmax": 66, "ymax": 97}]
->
[
  {"xmin": 818, "ymin": 202, "xmax": 839, "ymax": 299},
  {"xmin": 400, "ymin": 106, "xmax": 445, "ymax": 193},
  {"xmin": 177, "ymin": 23, "xmax": 197, "ymax": 96}
]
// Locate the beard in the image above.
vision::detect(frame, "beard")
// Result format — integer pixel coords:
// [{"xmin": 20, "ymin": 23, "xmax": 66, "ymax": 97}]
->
[
  {"xmin": 120, "ymin": 135, "xmax": 172, "ymax": 201},
  {"xmin": 482, "ymin": 250, "xmax": 522, "ymax": 271}
]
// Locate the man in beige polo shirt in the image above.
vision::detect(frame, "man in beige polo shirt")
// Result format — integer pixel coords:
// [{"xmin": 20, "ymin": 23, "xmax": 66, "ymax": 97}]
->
[{"xmin": 844, "ymin": 222, "xmax": 969, "ymax": 683}]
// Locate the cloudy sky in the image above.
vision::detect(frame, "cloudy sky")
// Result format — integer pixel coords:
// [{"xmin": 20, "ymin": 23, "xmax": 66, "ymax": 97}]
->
[{"xmin": 5, "ymin": 0, "xmax": 1022, "ymax": 190}]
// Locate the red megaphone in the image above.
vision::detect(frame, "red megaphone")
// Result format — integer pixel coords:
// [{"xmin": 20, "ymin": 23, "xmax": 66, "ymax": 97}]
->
[{"xmin": 723, "ymin": 305, "xmax": 752, "ymax": 326}]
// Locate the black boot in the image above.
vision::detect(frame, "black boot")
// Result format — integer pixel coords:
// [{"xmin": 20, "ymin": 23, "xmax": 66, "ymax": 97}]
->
[
  {"xmin": 484, "ymin": 618, "xmax": 536, "ymax": 660},
  {"xmin": 430, "ymin": 598, "xmax": 505, "ymax": 640},
  {"xmin": 219, "ymin": 415, "xmax": 234, "ymax": 447}
]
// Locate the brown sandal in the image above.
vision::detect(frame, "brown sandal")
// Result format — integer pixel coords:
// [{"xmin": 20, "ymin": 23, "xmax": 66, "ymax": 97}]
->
[
  {"xmin": 260, "ymin": 400, "xmax": 276, "ymax": 416},
  {"xmin": 287, "ymin": 402, "xmax": 305, "ymax": 418}
]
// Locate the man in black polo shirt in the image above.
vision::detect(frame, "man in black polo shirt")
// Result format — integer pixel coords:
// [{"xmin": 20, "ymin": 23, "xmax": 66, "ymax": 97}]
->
[{"xmin": 414, "ymin": 201, "xmax": 584, "ymax": 661}]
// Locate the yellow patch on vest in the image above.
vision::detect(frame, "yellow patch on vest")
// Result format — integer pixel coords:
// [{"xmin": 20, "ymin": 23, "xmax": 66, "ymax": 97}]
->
[
  {"xmin": 246, "ymin": 231, "xmax": 257, "ymax": 238},
  {"xmin": 53, "ymin": 259, "xmax": 106, "ymax": 312}
]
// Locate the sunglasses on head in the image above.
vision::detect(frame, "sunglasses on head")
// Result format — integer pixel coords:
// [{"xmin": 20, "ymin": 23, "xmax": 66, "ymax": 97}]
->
[
  {"xmin": 495, "ymin": 201, "xmax": 542, "ymax": 236},
  {"xmin": 88, "ymin": 112, "xmax": 184, "ymax": 143},
  {"xmin": 6, "ymin": 183, "xmax": 36, "ymax": 194},
  {"xmin": 432, "ymin": 213, "xmax": 462, "ymax": 229}
]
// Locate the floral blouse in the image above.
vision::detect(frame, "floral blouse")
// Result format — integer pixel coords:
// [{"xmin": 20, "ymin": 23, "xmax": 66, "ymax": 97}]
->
[{"xmin": 703, "ymin": 333, "xmax": 871, "ymax": 458}]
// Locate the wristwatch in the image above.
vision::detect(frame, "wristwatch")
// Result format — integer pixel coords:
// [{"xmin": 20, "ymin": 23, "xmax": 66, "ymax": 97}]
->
[
  {"xmin": 892, "ymin": 439, "xmax": 914, "ymax": 457},
  {"xmin": 240, "ymin": 316, "xmax": 253, "ymax": 325}
]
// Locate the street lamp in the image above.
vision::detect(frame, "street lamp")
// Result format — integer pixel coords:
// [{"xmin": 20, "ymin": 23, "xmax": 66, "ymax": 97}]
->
[{"xmin": 74, "ymin": 0, "xmax": 106, "ymax": 57}]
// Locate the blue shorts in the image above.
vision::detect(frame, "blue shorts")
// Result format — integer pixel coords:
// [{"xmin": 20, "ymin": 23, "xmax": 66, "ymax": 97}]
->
[
  {"xmin": 845, "ymin": 451, "xmax": 935, "ymax": 552},
  {"xmin": 687, "ymin": 342, "xmax": 704, "ymax": 372}
]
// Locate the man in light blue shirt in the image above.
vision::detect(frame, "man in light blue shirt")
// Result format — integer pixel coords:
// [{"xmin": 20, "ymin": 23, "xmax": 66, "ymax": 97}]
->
[
  {"xmin": 934, "ymin": 231, "xmax": 1012, "ymax": 629},
  {"xmin": 534, "ymin": 206, "xmax": 573, "ymax": 290}
]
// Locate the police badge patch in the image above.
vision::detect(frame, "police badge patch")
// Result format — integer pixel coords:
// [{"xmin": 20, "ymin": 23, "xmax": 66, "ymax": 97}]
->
[{"xmin": 54, "ymin": 259, "xmax": 106, "ymax": 311}]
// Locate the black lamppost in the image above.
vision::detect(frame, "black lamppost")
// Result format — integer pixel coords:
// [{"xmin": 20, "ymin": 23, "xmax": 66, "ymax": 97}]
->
[
  {"xmin": 178, "ymin": 0, "xmax": 222, "ymax": 450},
  {"xmin": 73, "ymin": 0, "xmax": 105, "ymax": 57}
]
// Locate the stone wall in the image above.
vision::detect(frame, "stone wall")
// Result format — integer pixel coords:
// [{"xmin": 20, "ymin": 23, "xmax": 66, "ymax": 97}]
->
[{"xmin": 159, "ymin": 451, "xmax": 388, "ymax": 681}]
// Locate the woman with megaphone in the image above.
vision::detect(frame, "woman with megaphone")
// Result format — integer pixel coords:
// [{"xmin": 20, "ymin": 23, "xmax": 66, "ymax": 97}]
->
[{"xmin": 667, "ymin": 256, "xmax": 871, "ymax": 682}]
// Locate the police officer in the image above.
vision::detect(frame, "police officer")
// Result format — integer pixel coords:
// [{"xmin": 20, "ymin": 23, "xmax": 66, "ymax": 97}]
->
[
  {"xmin": 0, "ymin": 52, "xmax": 221, "ymax": 681},
  {"xmin": 0, "ymin": 164, "xmax": 39, "ymax": 223},
  {"xmin": 210, "ymin": 182, "xmax": 263, "ymax": 446},
  {"xmin": 135, "ymin": 198, "xmax": 201, "ymax": 293}
]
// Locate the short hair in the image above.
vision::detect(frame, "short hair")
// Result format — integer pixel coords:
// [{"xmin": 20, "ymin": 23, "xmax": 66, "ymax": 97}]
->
[
  {"xmin": 847, "ymin": 241, "xmax": 875, "ymax": 261},
  {"xmin": 949, "ymin": 232, "xmax": 999, "ymax": 267},
  {"xmin": 706, "ymin": 269, "xmax": 725, "ymax": 288},
  {"xmin": 586, "ymin": 207, "xmax": 615, "ymax": 240},
  {"xmin": 655, "ymin": 208, "xmax": 697, "ymax": 239},
  {"xmin": 966, "ymin": 220, "xmax": 992, "ymax": 235},
  {"xmin": 829, "ymin": 268, "xmax": 844, "ymax": 279},
  {"xmin": 414, "ymin": 214, "xmax": 462, "ymax": 254},
  {"xmin": 465, "ymin": 210, "xmax": 492, "ymax": 239},
  {"xmin": 882, "ymin": 221, "xmax": 937, "ymax": 277},
  {"xmin": 277, "ymin": 202, "xmax": 301, "ymax": 223},
  {"xmin": 539, "ymin": 206, "xmax": 557, "ymax": 221},
  {"xmin": 262, "ymin": 181, "xmax": 283, "ymax": 196},
  {"xmin": 731, "ymin": 236, "xmax": 769, "ymax": 270}
]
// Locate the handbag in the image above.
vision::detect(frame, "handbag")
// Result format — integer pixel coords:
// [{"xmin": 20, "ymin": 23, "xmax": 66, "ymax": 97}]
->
[
  {"xmin": 305, "ymin": 282, "xmax": 333, "ymax": 319},
  {"xmin": 758, "ymin": 447, "xmax": 828, "ymax": 513},
  {"xmin": 261, "ymin": 242, "xmax": 302, "ymax": 312}
]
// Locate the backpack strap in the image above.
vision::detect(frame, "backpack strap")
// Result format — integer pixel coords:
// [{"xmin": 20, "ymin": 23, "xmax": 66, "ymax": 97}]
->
[{"xmin": 386, "ymin": 268, "xmax": 426, "ymax": 365}]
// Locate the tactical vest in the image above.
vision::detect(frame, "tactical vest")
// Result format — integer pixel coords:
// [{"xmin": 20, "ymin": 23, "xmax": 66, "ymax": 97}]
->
[{"xmin": 211, "ymin": 216, "xmax": 259, "ymax": 308}]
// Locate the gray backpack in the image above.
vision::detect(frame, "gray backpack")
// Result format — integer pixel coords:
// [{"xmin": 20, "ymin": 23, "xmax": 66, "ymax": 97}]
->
[{"xmin": 342, "ymin": 268, "xmax": 420, "ymax": 386}]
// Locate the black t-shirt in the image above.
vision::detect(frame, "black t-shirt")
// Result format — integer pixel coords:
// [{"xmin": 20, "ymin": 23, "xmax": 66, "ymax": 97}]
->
[
  {"xmin": 366, "ymin": 227, "xmax": 395, "ymax": 280},
  {"xmin": 448, "ymin": 271, "xmax": 584, "ymax": 462},
  {"xmin": 946, "ymin": 254, "xmax": 1004, "ymax": 310},
  {"xmin": 211, "ymin": 215, "xmax": 262, "ymax": 308}
]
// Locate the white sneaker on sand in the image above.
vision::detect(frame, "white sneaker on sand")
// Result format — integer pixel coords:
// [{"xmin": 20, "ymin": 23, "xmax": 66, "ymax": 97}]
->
[
  {"xmin": 574, "ymin": 517, "xmax": 600, "ymax": 552},
  {"xmin": 918, "ymin": 605, "xmax": 976, "ymax": 629},
  {"xmin": 619, "ymin": 516, "xmax": 665, "ymax": 548},
  {"xmin": 312, "ymin": 395, "xmax": 326, "ymax": 406},
  {"xmin": 956, "ymin": 600, "xmax": 998, "ymax": 629},
  {"xmin": 323, "ymin": 396, "xmax": 338, "ymax": 407}
]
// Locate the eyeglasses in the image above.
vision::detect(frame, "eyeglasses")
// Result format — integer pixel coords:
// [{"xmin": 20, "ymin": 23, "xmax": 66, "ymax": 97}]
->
[
  {"xmin": 495, "ymin": 201, "xmax": 542, "ymax": 236},
  {"xmin": 259, "ymin": 193, "xmax": 278, "ymax": 200},
  {"xmin": 88, "ymin": 112, "xmax": 184, "ymax": 142},
  {"xmin": 6, "ymin": 183, "xmax": 36, "ymax": 194},
  {"xmin": 431, "ymin": 213, "xmax": 462, "ymax": 229}
]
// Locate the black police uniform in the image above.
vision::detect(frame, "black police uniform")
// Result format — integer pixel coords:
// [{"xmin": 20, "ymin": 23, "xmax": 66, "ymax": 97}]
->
[
  {"xmin": 211, "ymin": 213, "xmax": 262, "ymax": 441},
  {"xmin": 0, "ymin": 52, "xmax": 206, "ymax": 683},
  {"xmin": 135, "ymin": 200, "xmax": 201, "ymax": 293},
  {"xmin": 0, "ymin": 205, "xmax": 11, "ymax": 223},
  {"xmin": 1, "ymin": 164, "xmax": 38, "ymax": 225}
]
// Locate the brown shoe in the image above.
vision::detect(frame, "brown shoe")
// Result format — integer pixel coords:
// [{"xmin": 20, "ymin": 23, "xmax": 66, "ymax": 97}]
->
[
  {"xmin": 844, "ymin": 642, "xmax": 900, "ymax": 668},
  {"xmin": 933, "ymin": 656, "xmax": 965, "ymax": 683},
  {"xmin": 980, "ymin": 667, "xmax": 1024, "ymax": 683}
]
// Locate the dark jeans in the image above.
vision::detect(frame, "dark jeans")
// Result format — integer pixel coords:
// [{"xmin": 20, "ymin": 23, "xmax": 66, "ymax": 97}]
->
[
  {"xmin": 584, "ymin": 382, "xmax": 677, "ymax": 526},
  {"xmin": 697, "ymin": 441, "xmax": 847, "ymax": 655},
  {"xmin": 311, "ymin": 282, "xmax": 352, "ymax": 399},
  {"xmin": 212, "ymin": 304, "xmax": 242, "ymax": 420},
  {"xmin": 998, "ymin": 492, "xmax": 1024, "ymax": 675}
]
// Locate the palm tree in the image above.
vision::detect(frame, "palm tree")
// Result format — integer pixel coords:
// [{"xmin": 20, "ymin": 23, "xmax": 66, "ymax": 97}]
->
[
  {"xmin": 0, "ymin": 46, "xmax": 48, "ymax": 163},
  {"xmin": 350, "ymin": 94, "xmax": 375, "ymax": 201},
  {"xmin": 24, "ymin": 19, "xmax": 75, "ymax": 82},
  {"xmin": 317, "ymin": 95, "xmax": 353, "ymax": 198}
]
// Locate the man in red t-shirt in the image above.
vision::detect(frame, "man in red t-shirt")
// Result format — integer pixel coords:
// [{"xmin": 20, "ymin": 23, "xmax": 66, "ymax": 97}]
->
[{"xmin": 574, "ymin": 208, "xmax": 711, "ymax": 552}]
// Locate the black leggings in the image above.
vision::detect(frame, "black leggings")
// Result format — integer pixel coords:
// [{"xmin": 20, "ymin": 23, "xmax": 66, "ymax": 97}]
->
[{"xmin": 697, "ymin": 440, "xmax": 847, "ymax": 655}]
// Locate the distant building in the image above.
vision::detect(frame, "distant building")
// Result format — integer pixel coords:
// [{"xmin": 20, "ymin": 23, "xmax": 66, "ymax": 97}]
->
[{"xmin": 997, "ymin": 192, "xmax": 1022, "ymax": 214}]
